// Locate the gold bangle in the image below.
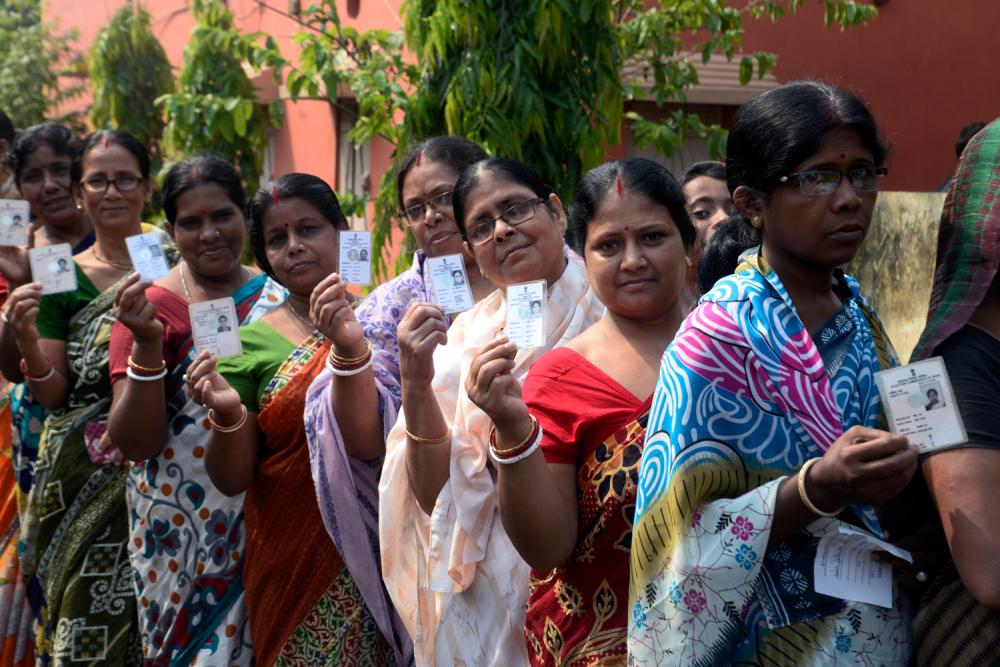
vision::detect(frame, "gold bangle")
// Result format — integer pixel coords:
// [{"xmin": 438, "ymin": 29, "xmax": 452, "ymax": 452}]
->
[
  {"xmin": 405, "ymin": 426, "xmax": 450, "ymax": 444},
  {"xmin": 797, "ymin": 457, "xmax": 844, "ymax": 518},
  {"xmin": 490, "ymin": 415, "xmax": 539, "ymax": 455},
  {"xmin": 208, "ymin": 405, "xmax": 248, "ymax": 433},
  {"xmin": 329, "ymin": 338, "xmax": 372, "ymax": 365},
  {"xmin": 128, "ymin": 355, "xmax": 166, "ymax": 373}
]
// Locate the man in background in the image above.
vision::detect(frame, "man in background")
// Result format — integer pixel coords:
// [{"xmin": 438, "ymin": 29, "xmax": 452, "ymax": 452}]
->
[{"xmin": 938, "ymin": 122, "xmax": 987, "ymax": 192}]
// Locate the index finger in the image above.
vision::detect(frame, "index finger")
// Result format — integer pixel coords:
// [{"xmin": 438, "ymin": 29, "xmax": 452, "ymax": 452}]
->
[
  {"xmin": 310, "ymin": 272, "xmax": 342, "ymax": 303},
  {"xmin": 114, "ymin": 273, "xmax": 143, "ymax": 307}
]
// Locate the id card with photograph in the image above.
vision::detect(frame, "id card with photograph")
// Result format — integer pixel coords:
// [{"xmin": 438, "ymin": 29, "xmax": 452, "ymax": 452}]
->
[
  {"xmin": 0, "ymin": 199, "xmax": 30, "ymax": 247},
  {"xmin": 505, "ymin": 280, "xmax": 546, "ymax": 350},
  {"xmin": 29, "ymin": 243, "xmax": 77, "ymax": 295},
  {"xmin": 125, "ymin": 231, "xmax": 170, "ymax": 281},
  {"xmin": 428, "ymin": 254, "xmax": 475, "ymax": 313},
  {"xmin": 189, "ymin": 297, "xmax": 243, "ymax": 359},
  {"xmin": 874, "ymin": 357, "xmax": 968, "ymax": 453},
  {"xmin": 339, "ymin": 231, "xmax": 372, "ymax": 285}
]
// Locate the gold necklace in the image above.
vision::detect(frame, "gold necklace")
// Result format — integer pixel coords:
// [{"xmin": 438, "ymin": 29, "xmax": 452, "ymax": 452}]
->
[
  {"xmin": 286, "ymin": 300, "xmax": 315, "ymax": 329},
  {"xmin": 92, "ymin": 246, "xmax": 133, "ymax": 271}
]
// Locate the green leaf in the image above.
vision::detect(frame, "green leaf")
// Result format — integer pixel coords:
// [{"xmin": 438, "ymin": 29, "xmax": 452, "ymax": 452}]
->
[{"xmin": 739, "ymin": 56, "xmax": 752, "ymax": 86}]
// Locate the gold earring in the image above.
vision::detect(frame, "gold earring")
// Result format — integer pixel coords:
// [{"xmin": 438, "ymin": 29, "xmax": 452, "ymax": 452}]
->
[
  {"xmin": 686, "ymin": 256, "xmax": 692, "ymax": 268},
  {"xmin": 752, "ymin": 216, "xmax": 761, "ymax": 224},
  {"xmin": 585, "ymin": 275, "xmax": 590, "ymax": 284}
]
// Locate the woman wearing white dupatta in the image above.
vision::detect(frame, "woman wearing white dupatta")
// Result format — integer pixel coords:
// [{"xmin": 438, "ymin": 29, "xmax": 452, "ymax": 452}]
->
[{"xmin": 379, "ymin": 158, "xmax": 605, "ymax": 667}]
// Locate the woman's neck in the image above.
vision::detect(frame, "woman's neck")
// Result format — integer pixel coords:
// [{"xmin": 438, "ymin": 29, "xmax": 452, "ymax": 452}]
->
[
  {"xmin": 39, "ymin": 213, "xmax": 93, "ymax": 248},
  {"xmin": 967, "ymin": 276, "xmax": 1000, "ymax": 343},
  {"xmin": 603, "ymin": 302, "xmax": 686, "ymax": 361},
  {"xmin": 464, "ymin": 259, "xmax": 496, "ymax": 302},
  {"xmin": 760, "ymin": 242, "xmax": 840, "ymax": 335},
  {"xmin": 94, "ymin": 221, "xmax": 144, "ymax": 262},
  {"xmin": 184, "ymin": 261, "xmax": 248, "ymax": 302}
]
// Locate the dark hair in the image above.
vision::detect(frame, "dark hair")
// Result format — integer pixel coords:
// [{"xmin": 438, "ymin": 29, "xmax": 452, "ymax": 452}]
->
[
  {"xmin": 0, "ymin": 111, "xmax": 14, "ymax": 147},
  {"xmin": 161, "ymin": 155, "xmax": 246, "ymax": 224},
  {"xmin": 247, "ymin": 173, "xmax": 348, "ymax": 285},
  {"xmin": 681, "ymin": 160, "xmax": 726, "ymax": 186},
  {"xmin": 6, "ymin": 123, "xmax": 81, "ymax": 187},
  {"xmin": 697, "ymin": 214, "xmax": 761, "ymax": 294},
  {"xmin": 722, "ymin": 81, "xmax": 889, "ymax": 269},
  {"xmin": 568, "ymin": 157, "xmax": 696, "ymax": 253},
  {"xmin": 956, "ymin": 122, "xmax": 987, "ymax": 158},
  {"xmin": 73, "ymin": 129, "xmax": 151, "ymax": 183},
  {"xmin": 396, "ymin": 136, "xmax": 489, "ymax": 212},
  {"xmin": 453, "ymin": 158, "xmax": 554, "ymax": 239}
]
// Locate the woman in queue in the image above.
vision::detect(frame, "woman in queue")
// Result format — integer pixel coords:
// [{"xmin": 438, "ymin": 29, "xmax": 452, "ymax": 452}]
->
[
  {"xmin": 378, "ymin": 158, "xmax": 604, "ymax": 667},
  {"xmin": 303, "ymin": 136, "xmax": 490, "ymax": 660},
  {"xmin": 910, "ymin": 118, "xmax": 1000, "ymax": 666},
  {"xmin": 107, "ymin": 156, "xmax": 285, "ymax": 667},
  {"xmin": 0, "ymin": 124, "xmax": 96, "ymax": 522},
  {"xmin": 679, "ymin": 160, "xmax": 732, "ymax": 306},
  {"xmin": 186, "ymin": 173, "xmax": 403, "ymax": 667},
  {"xmin": 466, "ymin": 157, "xmax": 694, "ymax": 666},
  {"xmin": 629, "ymin": 81, "xmax": 924, "ymax": 665},
  {"xmin": 4, "ymin": 129, "xmax": 175, "ymax": 665}
]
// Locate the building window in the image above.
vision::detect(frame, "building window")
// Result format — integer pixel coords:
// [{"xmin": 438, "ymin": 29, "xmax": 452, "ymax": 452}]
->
[{"xmin": 337, "ymin": 100, "xmax": 370, "ymax": 231}]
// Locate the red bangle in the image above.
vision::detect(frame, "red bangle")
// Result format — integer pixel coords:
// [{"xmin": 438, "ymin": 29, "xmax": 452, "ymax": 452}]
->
[
  {"xmin": 489, "ymin": 416, "xmax": 539, "ymax": 460},
  {"xmin": 20, "ymin": 356, "xmax": 54, "ymax": 380}
]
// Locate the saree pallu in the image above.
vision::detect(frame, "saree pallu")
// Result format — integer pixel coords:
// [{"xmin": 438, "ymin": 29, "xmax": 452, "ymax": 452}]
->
[
  {"xmin": 629, "ymin": 252, "xmax": 914, "ymax": 667},
  {"xmin": 0, "ymin": 400, "xmax": 34, "ymax": 667},
  {"xmin": 127, "ymin": 276, "xmax": 283, "ymax": 667},
  {"xmin": 525, "ymin": 399, "xmax": 651, "ymax": 667},
  {"xmin": 22, "ymin": 276, "xmax": 145, "ymax": 667},
  {"xmin": 247, "ymin": 334, "xmax": 395, "ymax": 667}
]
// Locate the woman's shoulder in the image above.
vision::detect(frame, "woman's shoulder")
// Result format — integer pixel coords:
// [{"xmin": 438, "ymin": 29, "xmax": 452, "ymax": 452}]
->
[{"xmin": 531, "ymin": 346, "xmax": 586, "ymax": 379}]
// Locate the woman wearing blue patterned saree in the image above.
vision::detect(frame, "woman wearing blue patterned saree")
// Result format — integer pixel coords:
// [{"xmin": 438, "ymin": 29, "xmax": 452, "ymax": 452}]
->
[{"xmin": 629, "ymin": 82, "xmax": 926, "ymax": 666}]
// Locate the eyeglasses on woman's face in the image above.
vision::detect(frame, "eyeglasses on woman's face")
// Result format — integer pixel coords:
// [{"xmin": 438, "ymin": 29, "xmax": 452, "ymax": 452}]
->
[
  {"xmin": 400, "ymin": 190, "xmax": 453, "ymax": 226},
  {"xmin": 80, "ymin": 175, "xmax": 143, "ymax": 194},
  {"xmin": 780, "ymin": 167, "xmax": 888, "ymax": 196},
  {"xmin": 463, "ymin": 197, "xmax": 548, "ymax": 247}
]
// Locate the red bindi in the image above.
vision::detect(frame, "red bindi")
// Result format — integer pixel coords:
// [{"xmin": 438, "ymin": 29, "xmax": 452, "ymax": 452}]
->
[
  {"xmin": 104, "ymin": 136, "xmax": 109, "ymax": 149},
  {"xmin": 616, "ymin": 174, "xmax": 623, "ymax": 197},
  {"xmin": 841, "ymin": 154, "xmax": 845, "ymax": 158},
  {"xmin": 284, "ymin": 223, "xmax": 289, "ymax": 228},
  {"xmin": 201, "ymin": 210, "xmax": 206, "ymax": 215},
  {"xmin": 625, "ymin": 227, "xmax": 628, "ymax": 230}
]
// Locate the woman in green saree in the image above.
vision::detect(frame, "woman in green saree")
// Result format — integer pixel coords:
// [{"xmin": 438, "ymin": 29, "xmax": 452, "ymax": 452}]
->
[{"xmin": 4, "ymin": 129, "xmax": 177, "ymax": 666}]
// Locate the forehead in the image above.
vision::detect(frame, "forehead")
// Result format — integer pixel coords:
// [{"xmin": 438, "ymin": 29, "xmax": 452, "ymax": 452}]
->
[
  {"xmin": 175, "ymin": 182, "xmax": 237, "ymax": 211},
  {"xmin": 683, "ymin": 176, "xmax": 730, "ymax": 202},
  {"xmin": 23, "ymin": 144, "xmax": 71, "ymax": 168},
  {"xmin": 261, "ymin": 196, "xmax": 326, "ymax": 232},
  {"xmin": 464, "ymin": 173, "xmax": 535, "ymax": 221},
  {"xmin": 793, "ymin": 127, "xmax": 873, "ymax": 171},
  {"xmin": 81, "ymin": 143, "xmax": 141, "ymax": 175},
  {"xmin": 591, "ymin": 190, "xmax": 673, "ymax": 227},
  {"xmin": 402, "ymin": 159, "xmax": 460, "ymax": 201}
]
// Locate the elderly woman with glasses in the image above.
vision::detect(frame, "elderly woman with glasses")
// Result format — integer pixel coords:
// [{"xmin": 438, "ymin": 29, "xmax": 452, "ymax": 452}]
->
[{"xmin": 630, "ymin": 81, "xmax": 925, "ymax": 667}]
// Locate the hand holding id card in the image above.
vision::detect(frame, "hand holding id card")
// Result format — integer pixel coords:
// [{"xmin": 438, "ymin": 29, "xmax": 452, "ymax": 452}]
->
[
  {"xmin": 428, "ymin": 254, "xmax": 474, "ymax": 313},
  {"xmin": 339, "ymin": 231, "xmax": 372, "ymax": 285},
  {"xmin": 125, "ymin": 231, "xmax": 170, "ymax": 281},
  {"xmin": 0, "ymin": 200, "xmax": 30, "ymax": 247},
  {"xmin": 874, "ymin": 357, "xmax": 968, "ymax": 453},
  {"xmin": 29, "ymin": 243, "xmax": 77, "ymax": 295},
  {"xmin": 189, "ymin": 297, "xmax": 242, "ymax": 359},
  {"xmin": 505, "ymin": 280, "xmax": 546, "ymax": 349}
]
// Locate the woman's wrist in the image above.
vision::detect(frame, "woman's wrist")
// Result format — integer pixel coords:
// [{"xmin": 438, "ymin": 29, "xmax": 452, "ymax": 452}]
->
[
  {"xmin": 494, "ymin": 416, "xmax": 534, "ymax": 448},
  {"xmin": 212, "ymin": 404, "xmax": 245, "ymax": 426},
  {"xmin": 332, "ymin": 340, "xmax": 368, "ymax": 361},
  {"xmin": 803, "ymin": 458, "xmax": 843, "ymax": 514}
]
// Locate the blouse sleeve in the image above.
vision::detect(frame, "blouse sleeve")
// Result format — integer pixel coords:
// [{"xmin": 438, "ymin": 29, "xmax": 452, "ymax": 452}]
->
[
  {"xmin": 522, "ymin": 356, "xmax": 590, "ymax": 465},
  {"xmin": 35, "ymin": 292, "xmax": 75, "ymax": 341}
]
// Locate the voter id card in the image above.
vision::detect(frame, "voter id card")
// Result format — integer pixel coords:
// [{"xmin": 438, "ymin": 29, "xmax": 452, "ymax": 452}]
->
[
  {"xmin": 0, "ymin": 200, "xmax": 30, "ymax": 247},
  {"xmin": 189, "ymin": 297, "xmax": 243, "ymax": 359},
  {"xmin": 339, "ymin": 231, "xmax": 372, "ymax": 285},
  {"xmin": 29, "ymin": 243, "xmax": 77, "ymax": 295},
  {"xmin": 125, "ymin": 231, "xmax": 170, "ymax": 281},
  {"xmin": 874, "ymin": 356, "xmax": 967, "ymax": 453},
  {"xmin": 428, "ymin": 254, "xmax": 475, "ymax": 313},
  {"xmin": 505, "ymin": 280, "xmax": 546, "ymax": 349}
]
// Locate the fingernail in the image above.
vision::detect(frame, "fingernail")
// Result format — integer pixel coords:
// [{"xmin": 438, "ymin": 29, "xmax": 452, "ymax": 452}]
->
[{"xmin": 504, "ymin": 341, "xmax": 515, "ymax": 349}]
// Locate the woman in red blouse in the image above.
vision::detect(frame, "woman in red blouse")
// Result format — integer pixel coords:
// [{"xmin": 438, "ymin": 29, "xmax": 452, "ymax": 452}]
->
[{"xmin": 466, "ymin": 157, "xmax": 696, "ymax": 667}]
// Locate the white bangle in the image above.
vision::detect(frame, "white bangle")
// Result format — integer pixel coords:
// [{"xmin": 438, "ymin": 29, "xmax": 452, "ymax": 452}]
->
[
  {"xmin": 25, "ymin": 364, "xmax": 55, "ymax": 382},
  {"xmin": 490, "ymin": 423, "xmax": 544, "ymax": 465},
  {"xmin": 798, "ymin": 457, "xmax": 845, "ymax": 518},
  {"xmin": 126, "ymin": 367, "xmax": 168, "ymax": 382},
  {"xmin": 326, "ymin": 354, "xmax": 374, "ymax": 377},
  {"xmin": 1, "ymin": 310, "xmax": 8, "ymax": 324}
]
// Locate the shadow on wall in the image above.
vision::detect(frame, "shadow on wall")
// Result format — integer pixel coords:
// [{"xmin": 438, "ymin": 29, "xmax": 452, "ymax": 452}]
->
[{"xmin": 845, "ymin": 191, "xmax": 947, "ymax": 363}]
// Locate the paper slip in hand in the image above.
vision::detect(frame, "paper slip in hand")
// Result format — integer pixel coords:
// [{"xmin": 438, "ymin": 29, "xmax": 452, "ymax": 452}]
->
[
  {"xmin": 505, "ymin": 280, "xmax": 546, "ymax": 350},
  {"xmin": 0, "ymin": 200, "xmax": 30, "ymax": 247},
  {"xmin": 189, "ymin": 297, "xmax": 243, "ymax": 359},
  {"xmin": 814, "ymin": 525, "xmax": 912, "ymax": 608},
  {"xmin": 874, "ymin": 357, "xmax": 967, "ymax": 453},
  {"xmin": 29, "ymin": 244, "xmax": 77, "ymax": 295},
  {"xmin": 339, "ymin": 231, "xmax": 372, "ymax": 285},
  {"xmin": 125, "ymin": 231, "xmax": 171, "ymax": 281},
  {"xmin": 428, "ymin": 254, "xmax": 475, "ymax": 313}
]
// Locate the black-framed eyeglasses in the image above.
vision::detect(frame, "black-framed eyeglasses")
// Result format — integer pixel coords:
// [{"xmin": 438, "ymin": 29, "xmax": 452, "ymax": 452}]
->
[
  {"xmin": 463, "ymin": 197, "xmax": 548, "ymax": 247},
  {"xmin": 780, "ymin": 167, "xmax": 888, "ymax": 196},
  {"xmin": 400, "ymin": 191, "xmax": 453, "ymax": 226},
  {"xmin": 81, "ymin": 175, "xmax": 143, "ymax": 194}
]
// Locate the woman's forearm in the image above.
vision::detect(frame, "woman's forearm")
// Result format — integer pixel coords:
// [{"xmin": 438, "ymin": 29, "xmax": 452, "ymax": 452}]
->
[
  {"xmin": 21, "ymin": 341, "xmax": 69, "ymax": 409},
  {"xmin": 108, "ymin": 339, "xmax": 168, "ymax": 461},
  {"xmin": 403, "ymin": 382, "xmax": 452, "ymax": 515},
  {"xmin": 331, "ymin": 341, "xmax": 386, "ymax": 459},
  {"xmin": 496, "ymin": 420, "xmax": 578, "ymax": 571},
  {"xmin": 0, "ymin": 323, "xmax": 24, "ymax": 381},
  {"xmin": 204, "ymin": 409, "xmax": 261, "ymax": 497}
]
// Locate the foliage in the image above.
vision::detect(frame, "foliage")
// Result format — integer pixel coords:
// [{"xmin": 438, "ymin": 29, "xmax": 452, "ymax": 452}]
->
[
  {"xmin": 271, "ymin": 0, "xmax": 878, "ymax": 281},
  {"xmin": 157, "ymin": 0, "xmax": 282, "ymax": 200},
  {"xmin": 89, "ymin": 4, "xmax": 174, "ymax": 176},
  {"xmin": 0, "ymin": 0, "xmax": 85, "ymax": 131}
]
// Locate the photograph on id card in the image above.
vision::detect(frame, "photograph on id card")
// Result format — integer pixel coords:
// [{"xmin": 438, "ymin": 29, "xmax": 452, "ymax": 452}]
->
[
  {"xmin": 29, "ymin": 243, "xmax": 77, "ymax": 295},
  {"xmin": 0, "ymin": 199, "xmax": 30, "ymax": 247},
  {"xmin": 428, "ymin": 254, "xmax": 474, "ymax": 313},
  {"xmin": 189, "ymin": 297, "xmax": 243, "ymax": 359},
  {"xmin": 339, "ymin": 231, "xmax": 372, "ymax": 285},
  {"xmin": 874, "ymin": 356, "xmax": 968, "ymax": 453},
  {"xmin": 505, "ymin": 280, "xmax": 546, "ymax": 349},
  {"xmin": 125, "ymin": 231, "xmax": 170, "ymax": 281}
]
